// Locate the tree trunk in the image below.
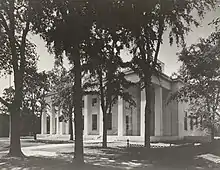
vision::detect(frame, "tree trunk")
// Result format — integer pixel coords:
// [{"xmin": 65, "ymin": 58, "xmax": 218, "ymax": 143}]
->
[
  {"xmin": 8, "ymin": 107, "xmax": 24, "ymax": 157},
  {"xmin": 69, "ymin": 109, "xmax": 74, "ymax": 141},
  {"xmin": 144, "ymin": 76, "xmax": 152, "ymax": 149},
  {"xmin": 73, "ymin": 51, "xmax": 84, "ymax": 164},
  {"xmin": 8, "ymin": 72, "xmax": 24, "ymax": 157},
  {"xmin": 33, "ymin": 116, "xmax": 37, "ymax": 140},
  {"xmin": 211, "ymin": 124, "xmax": 215, "ymax": 142},
  {"xmin": 33, "ymin": 117, "xmax": 37, "ymax": 140},
  {"xmin": 33, "ymin": 132, "xmax": 37, "ymax": 140},
  {"xmin": 211, "ymin": 112, "xmax": 215, "ymax": 142},
  {"xmin": 102, "ymin": 111, "xmax": 107, "ymax": 148}
]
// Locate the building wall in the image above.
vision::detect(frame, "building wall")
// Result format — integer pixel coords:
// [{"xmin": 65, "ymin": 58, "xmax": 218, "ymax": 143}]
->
[
  {"xmin": 108, "ymin": 102, "xmax": 118, "ymax": 135},
  {"xmin": 0, "ymin": 114, "xmax": 9, "ymax": 137},
  {"xmin": 123, "ymin": 86, "xmax": 140, "ymax": 136},
  {"xmin": 88, "ymin": 95, "xmax": 99, "ymax": 135}
]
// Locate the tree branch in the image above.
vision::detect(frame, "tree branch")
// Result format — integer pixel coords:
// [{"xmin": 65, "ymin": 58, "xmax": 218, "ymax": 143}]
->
[
  {"xmin": 20, "ymin": 20, "xmax": 30, "ymax": 74},
  {"xmin": 8, "ymin": 0, "xmax": 19, "ymax": 74},
  {"xmin": 0, "ymin": 97, "xmax": 10, "ymax": 108},
  {"xmin": 0, "ymin": 12, "xmax": 10, "ymax": 34},
  {"xmin": 153, "ymin": 16, "xmax": 164, "ymax": 69}
]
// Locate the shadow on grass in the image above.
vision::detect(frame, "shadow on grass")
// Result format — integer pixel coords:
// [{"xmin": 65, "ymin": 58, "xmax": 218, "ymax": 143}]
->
[
  {"xmin": 0, "ymin": 156, "xmax": 121, "ymax": 170},
  {"xmin": 1, "ymin": 140, "xmax": 220, "ymax": 170},
  {"xmin": 80, "ymin": 141, "xmax": 220, "ymax": 169}
]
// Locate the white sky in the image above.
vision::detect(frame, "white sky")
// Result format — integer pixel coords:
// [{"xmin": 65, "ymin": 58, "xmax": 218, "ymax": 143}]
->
[{"xmin": 0, "ymin": 8, "xmax": 220, "ymax": 95}]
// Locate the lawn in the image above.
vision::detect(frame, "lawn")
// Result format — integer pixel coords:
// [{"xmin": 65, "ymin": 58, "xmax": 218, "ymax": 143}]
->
[{"xmin": 0, "ymin": 139, "xmax": 220, "ymax": 170}]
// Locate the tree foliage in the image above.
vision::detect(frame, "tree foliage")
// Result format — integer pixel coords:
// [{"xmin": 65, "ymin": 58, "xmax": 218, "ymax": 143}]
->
[
  {"xmin": 116, "ymin": 0, "xmax": 217, "ymax": 147},
  {"xmin": 50, "ymin": 66, "xmax": 75, "ymax": 140},
  {"xmin": 30, "ymin": 0, "xmax": 218, "ymax": 161},
  {"xmin": 0, "ymin": 0, "xmax": 45, "ymax": 156},
  {"xmin": 170, "ymin": 32, "xmax": 220, "ymax": 141},
  {"xmin": 83, "ymin": 25, "xmax": 136, "ymax": 147}
]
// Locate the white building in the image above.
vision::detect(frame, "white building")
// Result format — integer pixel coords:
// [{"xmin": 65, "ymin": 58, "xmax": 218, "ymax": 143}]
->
[{"xmin": 39, "ymin": 64, "xmax": 211, "ymax": 142}]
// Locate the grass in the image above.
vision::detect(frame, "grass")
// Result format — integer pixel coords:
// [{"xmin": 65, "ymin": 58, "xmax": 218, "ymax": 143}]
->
[{"xmin": 0, "ymin": 139, "xmax": 220, "ymax": 169}]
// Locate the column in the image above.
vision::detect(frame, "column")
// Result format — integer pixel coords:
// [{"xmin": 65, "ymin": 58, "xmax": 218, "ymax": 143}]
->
[
  {"xmin": 66, "ymin": 121, "xmax": 69, "ymax": 135},
  {"xmin": 140, "ymin": 89, "xmax": 145, "ymax": 137},
  {"xmin": 71, "ymin": 113, "xmax": 75, "ymax": 135},
  {"xmin": 155, "ymin": 86, "xmax": 163, "ymax": 136},
  {"xmin": 99, "ymin": 102, "xmax": 103, "ymax": 136},
  {"xmin": 56, "ymin": 108, "xmax": 60, "ymax": 135},
  {"xmin": 41, "ymin": 110, "xmax": 47, "ymax": 134},
  {"xmin": 84, "ymin": 95, "xmax": 89, "ymax": 135},
  {"xmin": 50, "ymin": 104, "xmax": 56, "ymax": 135},
  {"xmin": 118, "ymin": 96, "xmax": 124, "ymax": 136},
  {"xmin": 60, "ymin": 121, "xmax": 66, "ymax": 134}
]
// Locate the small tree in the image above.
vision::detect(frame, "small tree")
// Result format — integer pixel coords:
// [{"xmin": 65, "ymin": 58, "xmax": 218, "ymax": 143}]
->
[
  {"xmin": 23, "ymin": 67, "xmax": 50, "ymax": 140},
  {"xmin": 51, "ymin": 67, "xmax": 75, "ymax": 141}
]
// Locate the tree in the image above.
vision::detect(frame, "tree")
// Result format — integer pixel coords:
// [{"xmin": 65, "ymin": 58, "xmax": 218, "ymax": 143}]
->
[
  {"xmin": 114, "ymin": 0, "xmax": 217, "ymax": 148},
  {"xmin": 170, "ymin": 33, "xmax": 220, "ymax": 142},
  {"xmin": 51, "ymin": 67, "xmax": 75, "ymax": 141},
  {"xmin": 31, "ymin": 0, "xmax": 99, "ymax": 163},
  {"xmin": 0, "ymin": 0, "xmax": 43, "ymax": 156},
  {"xmin": 0, "ymin": 60, "xmax": 50, "ymax": 140},
  {"xmin": 30, "ymin": 0, "xmax": 218, "ymax": 161},
  {"xmin": 84, "ymin": 26, "xmax": 135, "ymax": 148},
  {"xmin": 23, "ymin": 68, "xmax": 50, "ymax": 140}
]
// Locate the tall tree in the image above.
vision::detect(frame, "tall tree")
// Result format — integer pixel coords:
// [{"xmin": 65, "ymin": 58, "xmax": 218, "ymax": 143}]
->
[
  {"xmin": 31, "ymin": 1, "xmax": 96, "ymax": 162},
  {"xmin": 170, "ymin": 33, "xmax": 220, "ymax": 142},
  {"xmin": 84, "ymin": 26, "xmax": 135, "ymax": 148},
  {"xmin": 115, "ymin": 0, "xmax": 217, "ymax": 148},
  {"xmin": 0, "ymin": 0, "xmax": 42, "ymax": 156}
]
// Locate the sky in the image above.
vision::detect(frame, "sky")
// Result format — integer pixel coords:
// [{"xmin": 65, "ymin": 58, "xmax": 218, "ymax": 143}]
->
[{"xmin": 0, "ymin": 8, "xmax": 220, "ymax": 95}]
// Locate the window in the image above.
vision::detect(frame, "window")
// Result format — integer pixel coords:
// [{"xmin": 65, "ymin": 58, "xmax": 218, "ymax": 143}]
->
[
  {"xmin": 195, "ymin": 117, "xmax": 198, "ymax": 128},
  {"xmin": 92, "ymin": 98, "xmax": 97, "ymax": 107},
  {"xmin": 200, "ymin": 115, "xmax": 203, "ymax": 126},
  {"xmin": 126, "ymin": 115, "xmax": 129, "ymax": 130},
  {"xmin": 184, "ymin": 112, "xmax": 188, "ymax": 131},
  {"xmin": 107, "ymin": 113, "xmax": 112, "ymax": 130},
  {"xmin": 92, "ymin": 115, "xmax": 97, "ymax": 130}
]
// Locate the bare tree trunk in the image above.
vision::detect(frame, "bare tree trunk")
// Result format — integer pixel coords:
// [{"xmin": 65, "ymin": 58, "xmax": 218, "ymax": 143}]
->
[
  {"xmin": 102, "ymin": 111, "xmax": 107, "ymax": 148},
  {"xmin": 73, "ymin": 51, "xmax": 84, "ymax": 164},
  {"xmin": 144, "ymin": 76, "xmax": 152, "ymax": 149},
  {"xmin": 31, "ymin": 101, "xmax": 37, "ymax": 141},
  {"xmin": 8, "ymin": 72, "xmax": 24, "ymax": 157},
  {"xmin": 33, "ymin": 117, "xmax": 37, "ymax": 140},
  {"xmin": 211, "ymin": 125, "xmax": 215, "ymax": 142},
  {"xmin": 8, "ymin": 107, "xmax": 24, "ymax": 157},
  {"xmin": 33, "ymin": 116, "xmax": 37, "ymax": 141},
  {"xmin": 211, "ymin": 112, "xmax": 215, "ymax": 142},
  {"xmin": 69, "ymin": 108, "xmax": 74, "ymax": 141}
]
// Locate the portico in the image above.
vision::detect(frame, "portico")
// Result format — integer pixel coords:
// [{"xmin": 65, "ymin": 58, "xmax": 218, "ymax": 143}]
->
[
  {"xmin": 40, "ymin": 74, "xmax": 173, "ymax": 139},
  {"xmin": 39, "ymin": 65, "xmax": 211, "ymax": 142}
]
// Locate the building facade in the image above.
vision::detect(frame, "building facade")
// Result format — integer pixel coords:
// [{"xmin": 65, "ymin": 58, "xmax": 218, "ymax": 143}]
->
[{"xmin": 39, "ymin": 68, "xmax": 210, "ymax": 142}]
